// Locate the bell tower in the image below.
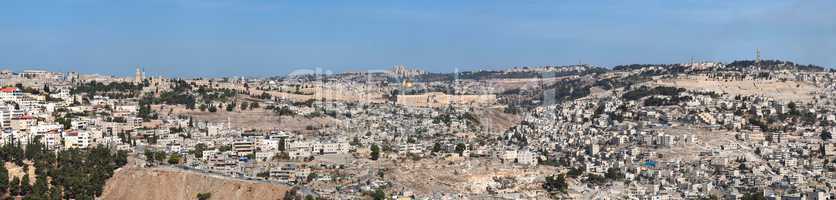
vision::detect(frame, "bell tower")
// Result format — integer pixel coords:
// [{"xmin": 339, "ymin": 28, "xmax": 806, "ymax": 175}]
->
[{"xmin": 135, "ymin": 67, "xmax": 144, "ymax": 82}]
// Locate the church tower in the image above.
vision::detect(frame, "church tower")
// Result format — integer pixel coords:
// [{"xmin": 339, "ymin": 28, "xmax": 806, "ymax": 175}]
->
[{"xmin": 135, "ymin": 67, "xmax": 144, "ymax": 82}]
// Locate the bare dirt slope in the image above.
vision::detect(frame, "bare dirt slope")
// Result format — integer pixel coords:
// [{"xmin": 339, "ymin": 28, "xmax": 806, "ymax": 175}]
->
[
  {"xmin": 382, "ymin": 157, "xmax": 553, "ymax": 199},
  {"xmin": 101, "ymin": 167, "xmax": 288, "ymax": 200},
  {"xmin": 472, "ymin": 108, "xmax": 521, "ymax": 133}
]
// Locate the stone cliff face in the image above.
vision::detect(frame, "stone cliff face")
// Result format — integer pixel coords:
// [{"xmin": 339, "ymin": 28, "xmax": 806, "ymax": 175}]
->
[{"xmin": 101, "ymin": 167, "xmax": 288, "ymax": 200}]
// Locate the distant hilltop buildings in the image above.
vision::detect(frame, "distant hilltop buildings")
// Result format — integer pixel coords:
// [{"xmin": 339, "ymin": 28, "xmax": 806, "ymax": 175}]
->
[
  {"xmin": 506, "ymin": 64, "xmax": 598, "ymax": 73},
  {"xmin": 396, "ymin": 92, "xmax": 497, "ymax": 108},
  {"xmin": 388, "ymin": 65, "xmax": 425, "ymax": 77},
  {"xmin": 682, "ymin": 62, "xmax": 724, "ymax": 70},
  {"xmin": 18, "ymin": 70, "xmax": 64, "ymax": 80}
]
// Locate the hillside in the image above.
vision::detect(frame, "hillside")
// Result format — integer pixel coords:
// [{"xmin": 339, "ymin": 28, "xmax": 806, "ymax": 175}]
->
[
  {"xmin": 472, "ymin": 108, "xmax": 522, "ymax": 133},
  {"xmin": 651, "ymin": 75, "xmax": 818, "ymax": 102},
  {"xmin": 101, "ymin": 167, "xmax": 289, "ymax": 200}
]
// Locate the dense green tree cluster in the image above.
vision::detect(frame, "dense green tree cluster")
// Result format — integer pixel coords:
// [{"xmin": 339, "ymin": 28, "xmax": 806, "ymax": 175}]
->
[
  {"xmin": 196, "ymin": 192, "xmax": 212, "ymax": 200},
  {"xmin": 193, "ymin": 143, "xmax": 208, "ymax": 158},
  {"xmin": 132, "ymin": 80, "xmax": 197, "ymax": 109},
  {"xmin": 622, "ymin": 86, "xmax": 685, "ymax": 101},
  {"xmin": 143, "ymin": 150, "xmax": 167, "ymax": 165},
  {"xmin": 55, "ymin": 147, "xmax": 122, "ymax": 199},
  {"xmin": 594, "ymin": 75, "xmax": 650, "ymax": 91},
  {"xmin": 822, "ymin": 131, "xmax": 832, "ymax": 141},
  {"xmin": 542, "ymin": 79, "xmax": 592, "ymax": 103},
  {"xmin": 370, "ymin": 144, "xmax": 380, "ymax": 160},
  {"xmin": 0, "ymin": 140, "xmax": 127, "ymax": 200},
  {"xmin": 0, "ymin": 142, "xmax": 27, "ymax": 166},
  {"xmin": 259, "ymin": 92, "xmax": 272, "ymax": 100},
  {"xmin": 740, "ymin": 189, "xmax": 766, "ymax": 200},
  {"xmin": 587, "ymin": 174, "xmax": 607, "ymax": 185},
  {"xmin": 54, "ymin": 114, "xmax": 73, "ymax": 130},
  {"xmin": 431, "ymin": 114, "xmax": 452, "ymax": 125},
  {"xmin": 0, "ymin": 163, "xmax": 7, "ymax": 194},
  {"xmin": 169, "ymin": 80, "xmax": 192, "ymax": 93},
  {"xmin": 605, "ymin": 168, "xmax": 625, "ymax": 180},
  {"xmin": 71, "ymin": 81, "xmax": 144, "ymax": 99},
  {"xmin": 566, "ymin": 167, "xmax": 584, "ymax": 178},
  {"xmin": 371, "ymin": 189, "xmax": 385, "ymax": 200},
  {"xmin": 134, "ymin": 80, "xmax": 244, "ymax": 113},
  {"xmin": 157, "ymin": 91, "xmax": 196, "ymax": 109},
  {"xmin": 454, "ymin": 143, "xmax": 466, "ymax": 156},
  {"xmin": 196, "ymin": 86, "xmax": 237, "ymax": 104},
  {"xmin": 137, "ymin": 96, "xmax": 158, "ymax": 121},
  {"xmin": 225, "ymin": 102, "xmax": 237, "ymax": 112},
  {"xmin": 431, "ymin": 143, "xmax": 442, "ymax": 153},
  {"xmin": 543, "ymin": 174, "xmax": 568, "ymax": 194},
  {"xmin": 613, "ymin": 64, "xmax": 686, "ymax": 71},
  {"xmin": 417, "ymin": 66, "xmax": 604, "ymax": 82},
  {"xmin": 727, "ymin": 60, "xmax": 825, "ymax": 72},
  {"xmin": 167, "ymin": 154, "xmax": 182, "ymax": 165}
]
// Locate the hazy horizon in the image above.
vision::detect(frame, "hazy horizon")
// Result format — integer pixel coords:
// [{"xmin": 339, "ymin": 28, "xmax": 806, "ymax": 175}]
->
[
  {"xmin": 1, "ymin": 56, "xmax": 831, "ymax": 79},
  {"xmin": 1, "ymin": 0, "xmax": 834, "ymax": 77}
]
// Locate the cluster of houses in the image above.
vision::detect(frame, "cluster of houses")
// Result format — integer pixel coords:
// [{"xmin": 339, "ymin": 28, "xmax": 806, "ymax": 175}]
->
[
  {"xmin": 494, "ymin": 66, "xmax": 836, "ymax": 198},
  {"xmin": 3, "ymin": 63, "xmax": 836, "ymax": 199}
]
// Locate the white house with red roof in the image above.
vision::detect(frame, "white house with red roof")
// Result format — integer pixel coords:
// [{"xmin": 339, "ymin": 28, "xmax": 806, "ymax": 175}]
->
[
  {"xmin": 0, "ymin": 87, "xmax": 22, "ymax": 102},
  {"xmin": 62, "ymin": 130, "xmax": 90, "ymax": 149},
  {"xmin": 10, "ymin": 115, "xmax": 35, "ymax": 130}
]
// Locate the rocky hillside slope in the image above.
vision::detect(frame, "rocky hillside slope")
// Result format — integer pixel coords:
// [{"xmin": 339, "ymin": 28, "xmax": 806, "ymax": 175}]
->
[{"xmin": 101, "ymin": 167, "xmax": 289, "ymax": 200}]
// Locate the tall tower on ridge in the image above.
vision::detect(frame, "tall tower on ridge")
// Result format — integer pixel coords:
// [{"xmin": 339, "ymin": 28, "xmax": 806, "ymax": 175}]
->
[{"xmin": 135, "ymin": 67, "xmax": 144, "ymax": 82}]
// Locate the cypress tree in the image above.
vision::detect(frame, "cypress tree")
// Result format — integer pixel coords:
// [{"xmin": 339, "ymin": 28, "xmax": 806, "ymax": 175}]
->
[{"xmin": 0, "ymin": 163, "xmax": 8, "ymax": 194}]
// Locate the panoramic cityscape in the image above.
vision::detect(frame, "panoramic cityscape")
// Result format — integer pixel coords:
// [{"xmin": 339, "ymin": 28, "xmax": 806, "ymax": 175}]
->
[{"xmin": 1, "ymin": 1, "xmax": 835, "ymax": 200}]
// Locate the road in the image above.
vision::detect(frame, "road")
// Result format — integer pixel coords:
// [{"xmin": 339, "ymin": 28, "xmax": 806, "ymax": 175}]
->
[{"xmin": 128, "ymin": 151, "xmax": 319, "ymax": 198}]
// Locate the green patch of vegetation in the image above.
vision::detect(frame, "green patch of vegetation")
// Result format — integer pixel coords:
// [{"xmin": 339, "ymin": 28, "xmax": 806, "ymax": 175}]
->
[
  {"xmin": 0, "ymin": 140, "xmax": 128, "ymax": 200},
  {"xmin": 71, "ymin": 81, "xmax": 144, "ymax": 99}
]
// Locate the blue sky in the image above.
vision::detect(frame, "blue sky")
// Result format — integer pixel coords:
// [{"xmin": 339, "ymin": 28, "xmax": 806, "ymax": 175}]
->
[{"xmin": 0, "ymin": 0, "xmax": 834, "ymax": 77}]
